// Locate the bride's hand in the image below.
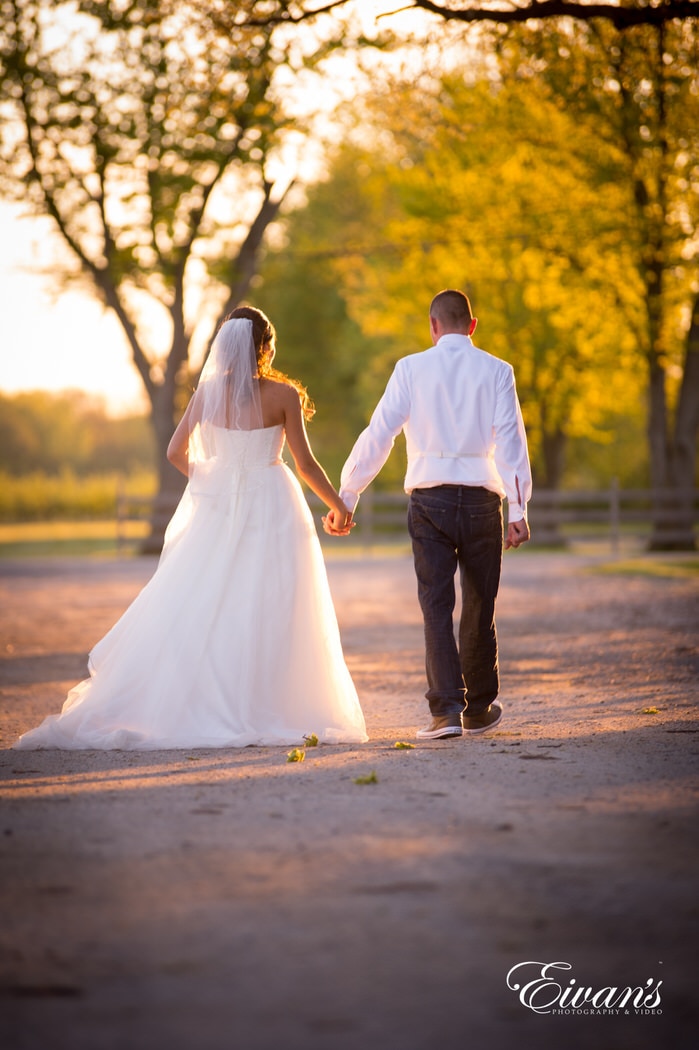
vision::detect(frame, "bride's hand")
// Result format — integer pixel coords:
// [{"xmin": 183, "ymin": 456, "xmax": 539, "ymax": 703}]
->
[{"xmin": 322, "ymin": 507, "xmax": 354, "ymax": 536}]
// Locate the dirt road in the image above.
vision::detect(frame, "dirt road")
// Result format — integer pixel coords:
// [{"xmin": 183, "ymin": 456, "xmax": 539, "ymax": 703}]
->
[{"xmin": 1, "ymin": 550, "xmax": 697, "ymax": 1049}]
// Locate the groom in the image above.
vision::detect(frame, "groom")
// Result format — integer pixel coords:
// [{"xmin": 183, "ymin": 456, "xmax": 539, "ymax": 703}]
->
[{"xmin": 324, "ymin": 289, "xmax": 532, "ymax": 740}]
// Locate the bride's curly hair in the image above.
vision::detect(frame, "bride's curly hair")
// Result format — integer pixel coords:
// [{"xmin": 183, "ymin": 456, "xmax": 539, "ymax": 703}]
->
[{"xmin": 225, "ymin": 305, "xmax": 315, "ymax": 421}]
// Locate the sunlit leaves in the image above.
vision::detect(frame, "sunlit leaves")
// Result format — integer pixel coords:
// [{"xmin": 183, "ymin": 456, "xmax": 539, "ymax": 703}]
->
[
  {"xmin": 496, "ymin": 18, "xmax": 699, "ymax": 498},
  {"xmin": 264, "ymin": 16, "xmax": 695, "ymax": 489},
  {"xmin": 0, "ymin": 0, "xmax": 299, "ymax": 327},
  {"xmin": 313, "ymin": 72, "xmax": 646, "ymax": 483}
]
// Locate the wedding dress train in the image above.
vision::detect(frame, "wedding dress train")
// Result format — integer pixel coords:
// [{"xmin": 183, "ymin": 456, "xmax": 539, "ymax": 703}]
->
[{"xmin": 15, "ymin": 425, "xmax": 367, "ymax": 750}]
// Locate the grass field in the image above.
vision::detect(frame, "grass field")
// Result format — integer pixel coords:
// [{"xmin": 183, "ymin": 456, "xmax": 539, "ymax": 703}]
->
[
  {"xmin": 0, "ymin": 520, "xmax": 412, "ymax": 559},
  {"xmin": 1, "ymin": 520, "xmax": 697, "ymax": 578},
  {"xmin": 0, "ymin": 470, "xmax": 156, "ymax": 523},
  {"xmin": 0, "ymin": 520, "xmax": 151, "ymax": 558},
  {"xmin": 590, "ymin": 555, "xmax": 699, "ymax": 578}
]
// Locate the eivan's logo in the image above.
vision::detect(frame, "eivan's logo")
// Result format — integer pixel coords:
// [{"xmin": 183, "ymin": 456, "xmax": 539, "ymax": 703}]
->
[{"xmin": 506, "ymin": 961, "xmax": 663, "ymax": 1015}]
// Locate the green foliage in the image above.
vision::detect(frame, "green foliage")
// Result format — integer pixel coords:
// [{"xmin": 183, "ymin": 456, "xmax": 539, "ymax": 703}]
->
[
  {"xmin": 502, "ymin": 19, "xmax": 698, "ymax": 342},
  {"xmin": 259, "ymin": 21, "xmax": 697, "ymax": 491},
  {"xmin": 259, "ymin": 71, "xmax": 649, "ymax": 488},
  {"xmin": 255, "ymin": 162, "xmax": 408, "ymax": 486},
  {"xmin": 349, "ymin": 73, "xmax": 652, "ymax": 488},
  {"xmin": 0, "ymin": 1, "xmax": 285, "ymax": 289},
  {"xmin": 0, "ymin": 468, "xmax": 155, "ymax": 522},
  {"xmin": 0, "ymin": 390, "xmax": 155, "ymax": 476},
  {"xmin": 496, "ymin": 19, "xmax": 699, "ymax": 497},
  {"xmin": 564, "ymin": 410, "xmax": 649, "ymax": 490},
  {"xmin": 0, "ymin": 0, "xmax": 374, "ymax": 504},
  {"xmin": 2, "ymin": 5, "xmax": 695, "ymax": 501}
]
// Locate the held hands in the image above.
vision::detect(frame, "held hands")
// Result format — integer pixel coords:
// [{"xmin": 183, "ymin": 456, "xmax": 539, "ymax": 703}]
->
[
  {"xmin": 322, "ymin": 506, "xmax": 355, "ymax": 537},
  {"xmin": 505, "ymin": 518, "xmax": 530, "ymax": 550},
  {"xmin": 325, "ymin": 509, "xmax": 527, "ymax": 544}
]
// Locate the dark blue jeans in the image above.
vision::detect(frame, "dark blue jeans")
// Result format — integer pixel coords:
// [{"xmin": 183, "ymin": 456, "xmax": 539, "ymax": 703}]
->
[{"xmin": 407, "ymin": 486, "xmax": 503, "ymax": 719}]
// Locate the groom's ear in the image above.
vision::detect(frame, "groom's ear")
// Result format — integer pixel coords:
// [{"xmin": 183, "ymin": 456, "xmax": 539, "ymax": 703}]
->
[{"xmin": 468, "ymin": 318, "xmax": 478, "ymax": 336}]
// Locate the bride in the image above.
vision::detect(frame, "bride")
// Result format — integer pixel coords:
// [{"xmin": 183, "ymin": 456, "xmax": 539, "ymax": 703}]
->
[{"xmin": 15, "ymin": 307, "xmax": 368, "ymax": 750}]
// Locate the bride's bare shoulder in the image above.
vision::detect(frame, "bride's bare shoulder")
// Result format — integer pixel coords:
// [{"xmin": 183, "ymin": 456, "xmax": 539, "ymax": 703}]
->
[
  {"xmin": 260, "ymin": 376, "xmax": 289, "ymax": 390},
  {"xmin": 259, "ymin": 377, "xmax": 298, "ymax": 427},
  {"xmin": 260, "ymin": 377, "xmax": 299, "ymax": 403}
]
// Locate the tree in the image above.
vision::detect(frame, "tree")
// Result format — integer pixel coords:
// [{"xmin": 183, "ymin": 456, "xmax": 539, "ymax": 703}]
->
[
  {"xmin": 390, "ymin": 0, "xmax": 698, "ymax": 31},
  {"xmin": 242, "ymin": 0, "xmax": 698, "ymax": 31},
  {"xmin": 0, "ymin": 390, "xmax": 155, "ymax": 476},
  {"xmin": 275, "ymin": 72, "xmax": 645, "ymax": 491},
  {"xmin": 254, "ymin": 145, "xmax": 407, "ymax": 486},
  {"xmin": 263, "ymin": 20, "xmax": 698, "ymax": 547},
  {"xmin": 498, "ymin": 17, "xmax": 699, "ymax": 546},
  {"xmin": 0, "ymin": 0, "xmax": 347, "ymax": 548}
]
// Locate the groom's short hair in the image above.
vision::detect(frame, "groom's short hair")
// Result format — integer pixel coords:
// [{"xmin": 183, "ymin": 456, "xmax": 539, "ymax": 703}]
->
[{"xmin": 430, "ymin": 289, "xmax": 473, "ymax": 330}]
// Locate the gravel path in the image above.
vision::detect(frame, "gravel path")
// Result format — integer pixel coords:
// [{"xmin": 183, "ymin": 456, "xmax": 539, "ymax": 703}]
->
[{"xmin": 1, "ymin": 550, "xmax": 698, "ymax": 1049}]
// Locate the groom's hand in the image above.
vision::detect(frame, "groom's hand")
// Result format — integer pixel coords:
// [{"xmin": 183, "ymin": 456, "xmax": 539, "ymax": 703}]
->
[
  {"xmin": 505, "ymin": 518, "xmax": 530, "ymax": 549},
  {"xmin": 322, "ymin": 509, "xmax": 354, "ymax": 536}
]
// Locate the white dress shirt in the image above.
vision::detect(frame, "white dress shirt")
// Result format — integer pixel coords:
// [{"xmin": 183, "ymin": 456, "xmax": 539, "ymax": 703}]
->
[{"xmin": 339, "ymin": 334, "xmax": 532, "ymax": 522}]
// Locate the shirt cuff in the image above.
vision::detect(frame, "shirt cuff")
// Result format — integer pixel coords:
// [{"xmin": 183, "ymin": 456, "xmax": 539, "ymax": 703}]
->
[
  {"xmin": 340, "ymin": 489, "xmax": 359, "ymax": 513},
  {"xmin": 508, "ymin": 502, "xmax": 526, "ymax": 523}
]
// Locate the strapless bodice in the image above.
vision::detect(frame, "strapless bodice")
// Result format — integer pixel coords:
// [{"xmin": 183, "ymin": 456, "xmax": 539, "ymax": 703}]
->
[
  {"xmin": 188, "ymin": 424, "xmax": 286, "ymax": 497},
  {"xmin": 209, "ymin": 423, "xmax": 285, "ymax": 467}
]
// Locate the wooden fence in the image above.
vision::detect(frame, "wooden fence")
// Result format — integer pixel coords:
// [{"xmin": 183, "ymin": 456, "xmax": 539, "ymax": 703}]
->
[
  {"xmin": 117, "ymin": 484, "xmax": 699, "ymax": 553},
  {"xmin": 523, "ymin": 485, "xmax": 699, "ymax": 552}
]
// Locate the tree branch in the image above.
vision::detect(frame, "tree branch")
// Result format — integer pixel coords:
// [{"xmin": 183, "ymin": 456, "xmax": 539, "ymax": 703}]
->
[
  {"xmin": 161, "ymin": 129, "xmax": 251, "ymax": 398},
  {"xmin": 90, "ymin": 166, "xmax": 157, "ymax": 400},
  {"xmin": 19, "ymin": 92, "xmax": 94, "ymax": 279},
  {"xmin": 197, "ymin": 181, "xmax": 290, "ymax": 379},
  {"xmin": 9, "ymin": 30, "xmax": 157, "ymax": 404},
  {"xmin": 236, "ymin": 0, "xmax": 699, "ymax": 29},
  {"xmin": 97, "ymin": 281, "xmax": 157, "ymax": 402},
  {"xmin": 406, "ymin": 0, "xmax": 699, "ymax": 31},
  {"xmin": 240, "ymin": 0, "xmax": 351, "ymax": 27},
  {"xmin": 176, "ymin": 130, "xmax": 247, "ymax": 270}
]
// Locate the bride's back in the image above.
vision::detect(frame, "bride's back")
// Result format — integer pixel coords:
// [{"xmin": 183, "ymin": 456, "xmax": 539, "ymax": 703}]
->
[{"xmin": 258, "ymin": 377, "xmax": 293, "ymax": 429}]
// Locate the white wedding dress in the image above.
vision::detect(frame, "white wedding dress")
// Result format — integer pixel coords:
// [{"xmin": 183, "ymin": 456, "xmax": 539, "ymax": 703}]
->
[{"xmin": 15, "ymin": 424, "xmax": 368, "ymax": 750}]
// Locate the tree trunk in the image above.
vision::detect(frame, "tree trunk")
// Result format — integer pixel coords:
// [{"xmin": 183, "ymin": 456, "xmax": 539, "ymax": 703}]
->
[
  {"xmin": 656, "ymin": 291, "xmax": 699, "ymax": 551},
  {"xmin": 647, "ymin": 286, "xmax": 698, "ymax": 550},
  {"xmin": 673, "ymin": 292, "xmax": 699, "ymax": 491},
  {"xmin": 137, "ymin": 186, "xmax": 288, "ymax": 554},
  {"xmin": 540, "ymin": 426, "xmax": 567, "ymax": 490},
  {"xmin": 533, "ymin": 424, "xmax": 567, "ymax": 546},
  {"xmin": 140, "ymin": 384, "xmax": 187, "ymax": 555},
  {"xmin": 642, "ymin": 23, "xmax": 696, "ymax": 549}
]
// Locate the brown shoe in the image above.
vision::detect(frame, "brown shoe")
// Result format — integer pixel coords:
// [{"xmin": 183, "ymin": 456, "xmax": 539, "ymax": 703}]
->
[
  {"xmin": 462, "ymin": 701, "xmax": 503, "ymax": 736},
  {"xmin": 416, "ymin": 715, "xmax": 463, "ymax": 740}
]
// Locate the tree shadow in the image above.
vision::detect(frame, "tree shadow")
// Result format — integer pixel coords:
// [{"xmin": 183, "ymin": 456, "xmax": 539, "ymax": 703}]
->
[{"xmin": 0, "ymin": 652, "xmax": 88, "ymax": 687}]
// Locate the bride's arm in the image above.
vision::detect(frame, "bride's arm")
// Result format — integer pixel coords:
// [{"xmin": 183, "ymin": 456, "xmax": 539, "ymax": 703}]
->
[
  {"xmin": 282, "ymin": 386, "xmax": 352, "ymax": 525},
  {"xmin": 166, "ymin": 400, "xmax": 193, "ymax": 477}
]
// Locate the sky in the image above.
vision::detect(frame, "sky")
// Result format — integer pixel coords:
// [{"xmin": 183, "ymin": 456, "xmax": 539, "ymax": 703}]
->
[
  {"xmin": 0, "ymin": 2, "xmax": 439, "ymax": 416},
  {"xmin": 0, "ymin": 203, "xmax": 149, "ymax": 415}
]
